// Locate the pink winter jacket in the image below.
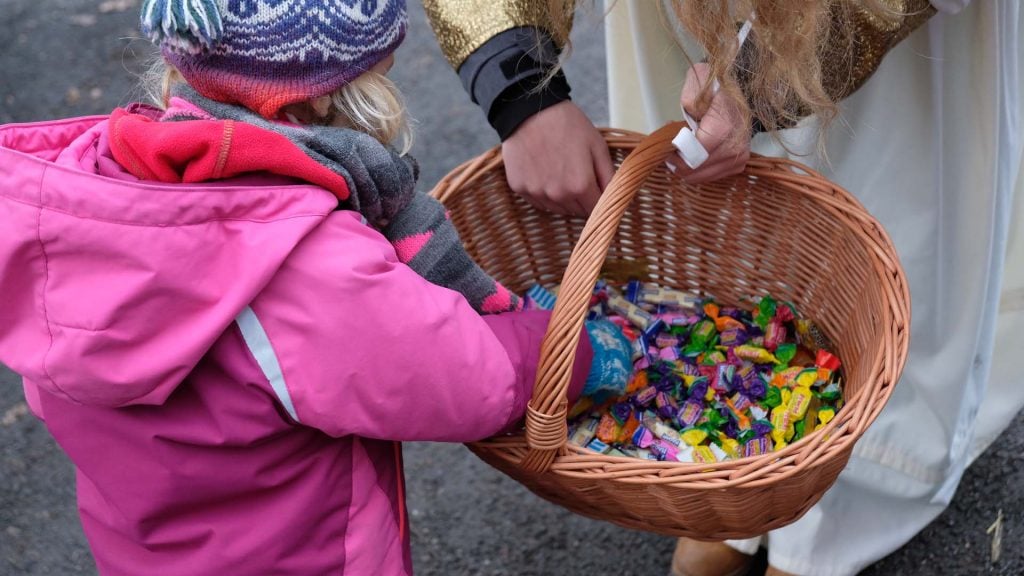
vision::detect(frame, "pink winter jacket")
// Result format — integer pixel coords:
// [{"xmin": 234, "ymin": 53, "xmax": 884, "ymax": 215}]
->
[{"xmin": 0, "ymin": 116, "xmax": 591, "ymax": 575}]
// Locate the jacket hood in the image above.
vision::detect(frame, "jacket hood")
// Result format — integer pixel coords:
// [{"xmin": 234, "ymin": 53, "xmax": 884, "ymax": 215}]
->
[{"xmin": 0, "ymin": 115, "xmax": 337, "ymax": 407}]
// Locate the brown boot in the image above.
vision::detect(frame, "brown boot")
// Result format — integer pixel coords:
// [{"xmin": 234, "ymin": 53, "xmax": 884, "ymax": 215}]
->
[
  {"xmin": 669, "ymin": 537, "xmax": 755, "ymax": 576},
  {"xmin": 764, "ymin": 567, "xmax": 798, "ymax": 576}
]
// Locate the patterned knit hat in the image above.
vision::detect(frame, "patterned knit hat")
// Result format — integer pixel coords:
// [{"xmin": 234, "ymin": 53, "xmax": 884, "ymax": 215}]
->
[{"xmin": 141, "ymin": 0, "xmax": 407, "ymax": 118}]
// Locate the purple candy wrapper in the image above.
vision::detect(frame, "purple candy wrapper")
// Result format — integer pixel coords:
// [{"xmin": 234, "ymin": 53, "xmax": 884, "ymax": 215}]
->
[
  {"xmin": 743, "ymin": 436, "xmax": 772, "ymax": 457},
  {"xmin": 676, "ymin": 399, "xmax": 704, "ymax": 427},
  {"xmin": 731, "ymin": 393, "xmax": 753, "ymax": 412},
  {"xmin": 655, "ymin": 392, "xmax": 678, "ymax": 418},
  {"xmin": 752, "ymin": 420, "xmax": 773, "ymax": 437},
  {"xmin": 720, "ymin": 327, "xmax": 748, "ymax": 347},
  {"xmin": 714, "ymin": 364, "xmax": 736, "ymax": 393},
  {"xmin": 747, "ymin": 375, "xmax": 768, "ymax": 400},
  {"xmin": 681, "ymin": 363, "xmax": 702, "ymax": 378},
  {"xmin": 611, "ymin": 402, "xmax": 633, "ymax": 424},
  {"xmin": 633, "ymin": 385, "xmax": 658, "ymax": 407},
  {"xmin": 689, "ymin": 378, "xmax": 709, "ymax": 401}
]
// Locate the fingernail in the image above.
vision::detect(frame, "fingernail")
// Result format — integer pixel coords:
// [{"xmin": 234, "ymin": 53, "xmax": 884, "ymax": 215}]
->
[
  {"xmin": 712, "ymin": 79, "xmax": 721, "ymax": 95},
  {"xmin": 672, "ymin": 127, "xmax": 709, "ymax": 169}
]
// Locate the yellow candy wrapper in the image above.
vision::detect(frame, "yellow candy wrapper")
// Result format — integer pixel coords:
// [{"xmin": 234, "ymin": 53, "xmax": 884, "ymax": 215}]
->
[
  {"xmin": 681, "ymin": 428, "xmax": 708, "ymax": 446},
  {"xmin": 720, "ymin": 438, "xmax": 741, "ymax": 459},
  {"xmin": 693, "ymin": 446, "xmax": 717, "ymax": 463},
  {"xmin": 818, "ymin": 407, "xmax": 836, "ymax": 425},
  {"xmin": 735, "ymin": 345, "xmax": 780, "ymax": 365},
  {"xmin": 787, "ymin": 387, "xmax": 814, "ymax": 420}
]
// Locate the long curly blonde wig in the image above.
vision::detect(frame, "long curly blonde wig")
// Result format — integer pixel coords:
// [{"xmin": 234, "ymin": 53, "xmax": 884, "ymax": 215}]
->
[{"xmin": 546, "ymin": 0, "xmax": 909, "ymax": 139}]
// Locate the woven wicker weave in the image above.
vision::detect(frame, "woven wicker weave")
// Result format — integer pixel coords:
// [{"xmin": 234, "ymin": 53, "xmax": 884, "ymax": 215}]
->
[{"xmin": 431, "ymin": 122, "xmax": 910, "ymax": 539}]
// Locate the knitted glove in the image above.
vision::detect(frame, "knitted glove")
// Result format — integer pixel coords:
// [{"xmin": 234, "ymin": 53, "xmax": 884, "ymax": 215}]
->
[
  {"xmin": 384, "ymin": 192, "xmax": 521, "ymax": 314},
  {"xmin": 583, "ymin": 319, "xmax": 634, "ymax": 400}
]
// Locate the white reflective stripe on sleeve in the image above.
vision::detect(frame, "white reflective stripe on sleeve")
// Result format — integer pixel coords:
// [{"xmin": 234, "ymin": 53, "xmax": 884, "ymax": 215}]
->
[{"xmin": 236, "ymin": 306, "xmax": 299, "ymax": 422}]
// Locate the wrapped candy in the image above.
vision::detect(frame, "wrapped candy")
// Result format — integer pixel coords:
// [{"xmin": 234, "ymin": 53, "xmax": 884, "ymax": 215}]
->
[
  {"xmin": 596, "ymin": 414, "xmax": 623, "ymax": 444},
  {"xmin": 638, "ymin": 284, "xmax": 701, "ymax": 309},
  {"xmin": 743, "ymin": 436, "xmax": 773, "ymax": 457},
  {"xmin": 607, "ymin": 295, "xmax": 655, "ymax": 331},
  {"xmin": 651, "ymin": 439, "xmax": 680, "ymax": 461},
  {"xmin": 692, "ymin": 446, "xmax": 717, "ymax": 463},
  {"xmin": 816, "ymin": 349, "xmax": 842, "ymax": 371},
  {"xmin": 570, "ymin": 417, "xmax": 600, "ymax": 446},
  {"xmin": 735, "ymin": 345, "xmax": 779, "ymax": 365},
  {"xmin": 676, "ymin": 399, "xmax": 704, "ymax": 427},
  {"xmin": 764, "ymin": 319, "xmax": 786, "ymax": 351},
  {"xmin": 555, "ymin": 280, "xmax": 844, "ymax": 462},
  {"xmin": 633, "ymin": 426, "xmax": 656, "ymax": 448},
  {"xmin": 655, "ymin": 392, "xmax": 679, "ymax": 419}
]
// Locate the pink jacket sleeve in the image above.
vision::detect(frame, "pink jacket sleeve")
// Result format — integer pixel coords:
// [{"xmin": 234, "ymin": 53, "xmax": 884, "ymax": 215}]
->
[{"xmin": 247, "ymin": 211, "xmax": 591, "ymax": 442}]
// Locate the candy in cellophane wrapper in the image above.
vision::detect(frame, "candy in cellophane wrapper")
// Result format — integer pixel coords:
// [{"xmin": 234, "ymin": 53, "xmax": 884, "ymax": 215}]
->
[{"xmin": 534, "ymin": 280, "xmax": 845, "ymax": 463}]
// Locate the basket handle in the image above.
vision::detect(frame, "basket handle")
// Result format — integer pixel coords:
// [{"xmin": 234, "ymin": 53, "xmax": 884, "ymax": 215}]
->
[{"xmin": 521, "ymin": 122, "xmax": 686, "ymax": 473}]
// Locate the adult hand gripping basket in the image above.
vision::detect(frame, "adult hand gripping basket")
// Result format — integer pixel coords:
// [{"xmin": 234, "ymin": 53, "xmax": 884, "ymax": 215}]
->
[{"xmin": 430, "ymin": 122, "xmax": 910, "ymax": 539}]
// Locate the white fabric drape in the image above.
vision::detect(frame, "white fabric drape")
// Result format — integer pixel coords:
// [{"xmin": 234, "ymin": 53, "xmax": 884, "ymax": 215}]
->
[{"xmin": 604, "ymin": 1, "xmax": 1023, "ymax": 573}]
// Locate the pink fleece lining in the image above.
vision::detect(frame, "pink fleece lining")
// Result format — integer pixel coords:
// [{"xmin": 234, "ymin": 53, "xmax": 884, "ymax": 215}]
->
[{"xmin": 165, "ymin": 97, "xmax": 218, "ymax": 121}]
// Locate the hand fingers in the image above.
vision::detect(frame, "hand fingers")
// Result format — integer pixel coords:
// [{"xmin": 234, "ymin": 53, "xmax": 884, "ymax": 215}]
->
[
  {"xmin": 684, "ymin": 153, "xmax": 750, "ymax": 184},
  {"xmin": 556, "ymin": 179, "xmax": 600, "ymax": 216},
  {"xmin": 693, "ymin": 95, "xmax": 744, "ymax": 155},
  {"xmin": 511, "ymin": 180, "xmax": 563, "ymax": 216},
  {"xmin": 665, "ymin": 153, "xmax": 688, "ymax": 176},
  {"xmin": 664, "ymin": 146, "xmax": 750, "ymax": 184},
  {"xmin": 680, "ymin": 63, "xmax": 715, "ymax": 120},
  {"xmin": 592, "ymin": 138, "xmax": 615, "ymax": 193},
  {"xmin": 665, "ymin": 153, "xmax": 728, "ymax": 182},
  {"xmin": 584, "ymin": 141, "xmax": 615, "ymax": 214}
]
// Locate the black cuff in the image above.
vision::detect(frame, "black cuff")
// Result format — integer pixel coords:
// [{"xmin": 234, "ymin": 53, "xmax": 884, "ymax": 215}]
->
[
  {"xmin": 489, "ymin": 71, "xmax": 571, "ymax": 140},
  {"xmin": 458, "ymin": 27, "xmax": 572, "ymax": 140}
]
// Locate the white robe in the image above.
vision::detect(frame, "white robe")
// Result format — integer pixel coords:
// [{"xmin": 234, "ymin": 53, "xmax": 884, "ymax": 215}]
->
[{"xmin": 604, "ymin": 1, "xmax": 1024, "ymax": 574}]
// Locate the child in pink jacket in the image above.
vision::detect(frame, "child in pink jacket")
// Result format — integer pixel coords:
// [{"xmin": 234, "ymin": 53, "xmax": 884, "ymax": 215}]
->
[{"xmin": 0, "ymin": 1, "xmax": 632, "ymax": 574}]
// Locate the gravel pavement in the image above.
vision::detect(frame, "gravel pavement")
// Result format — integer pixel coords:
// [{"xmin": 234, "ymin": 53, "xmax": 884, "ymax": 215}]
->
[{"xmin": 1, "ymin": 2, "xmax": 1020, "ymax": 575}]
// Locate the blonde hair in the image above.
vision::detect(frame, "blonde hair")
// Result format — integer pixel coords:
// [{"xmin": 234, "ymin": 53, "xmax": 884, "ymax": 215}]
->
[
  {"xmin": 145, "ymin": 60, "xmax": 413, "ymax": 155},
  {"xmin": 668, "ymin": 0, "xmax": 843, "ymax": 135},
  {"xmin": 545, "ymin": 0, "xmax": 908, "ymax": 147},
  {"xmin": 329, "ymin": 71, "xmax": 414, "ymax": 155}
]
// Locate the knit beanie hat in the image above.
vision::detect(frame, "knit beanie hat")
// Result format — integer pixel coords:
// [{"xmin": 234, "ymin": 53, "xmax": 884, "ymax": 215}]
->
[{"xmin": 141, "ymin": 0, "xmax": 407, "ymax": 118}]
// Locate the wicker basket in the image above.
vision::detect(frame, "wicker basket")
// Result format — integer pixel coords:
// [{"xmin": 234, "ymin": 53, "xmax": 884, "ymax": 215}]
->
[{"xmin": 431, "ymin": 122, "xmax": 910, "ymax": 539}]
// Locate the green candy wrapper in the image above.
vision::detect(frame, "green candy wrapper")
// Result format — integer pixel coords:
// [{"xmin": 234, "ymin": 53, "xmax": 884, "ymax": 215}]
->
[{"xmin": 763, "ymin": 386, "xmax": 783, "ymax": 409}]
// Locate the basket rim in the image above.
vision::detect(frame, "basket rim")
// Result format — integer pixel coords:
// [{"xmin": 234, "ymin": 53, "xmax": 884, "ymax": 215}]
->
[{"xmin": 432, "ymin": 124, "xmax": 911, "ymax": 488}]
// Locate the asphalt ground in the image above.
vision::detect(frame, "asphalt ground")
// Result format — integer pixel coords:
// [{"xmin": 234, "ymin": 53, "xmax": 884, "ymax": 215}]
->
[{"xmin": 1, "ymin": 2, "xmax": 1021, "ymax": 575}]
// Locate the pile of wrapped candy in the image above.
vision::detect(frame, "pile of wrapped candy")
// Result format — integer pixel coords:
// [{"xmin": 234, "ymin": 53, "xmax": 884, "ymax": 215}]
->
[{"xmin": 523, "ymin": 280, "xmax": 844, "ymax": 463}]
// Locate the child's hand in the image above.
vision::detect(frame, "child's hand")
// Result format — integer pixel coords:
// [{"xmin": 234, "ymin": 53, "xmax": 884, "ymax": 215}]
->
[{"xmin": 582, "ymin": 318, "xmax": 634, "ymax": 398}]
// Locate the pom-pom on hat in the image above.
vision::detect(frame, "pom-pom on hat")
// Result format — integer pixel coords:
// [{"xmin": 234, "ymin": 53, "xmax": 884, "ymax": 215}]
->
[{"xmin": 141, "ymin": 0, "xmax": 407, "ymax": 117}]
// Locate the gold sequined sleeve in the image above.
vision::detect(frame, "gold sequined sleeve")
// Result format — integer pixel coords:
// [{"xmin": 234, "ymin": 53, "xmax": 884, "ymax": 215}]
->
[
  {"xmin": 822, "ymin": 0, "xmax": 937, "ymax": 101},
  {"xmin": 423, "ymin": 0, "xmax": 568, "ymax": 70}
]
